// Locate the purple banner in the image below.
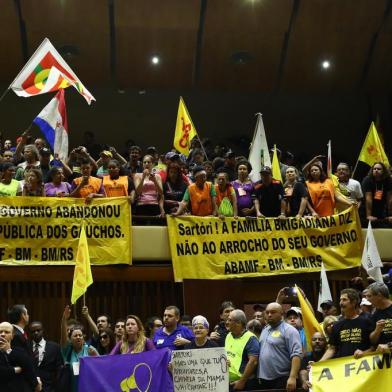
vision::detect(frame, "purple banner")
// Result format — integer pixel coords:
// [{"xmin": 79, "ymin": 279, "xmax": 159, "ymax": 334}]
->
[{"xmin": 79, "ymin": 349, "xmax": 173, "ymax": 392}]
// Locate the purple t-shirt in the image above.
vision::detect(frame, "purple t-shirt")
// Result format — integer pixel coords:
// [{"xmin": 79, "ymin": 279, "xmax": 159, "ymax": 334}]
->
[
  {"xmin": 44, "ymin": 182, "xmax": 72, "ymax": 197},
  {"xmin": 109, "ymin": 338, "xmax": 155, "ymax": 355},
  {"xmin": 153, "ymin": 325, "xmax": 194, "ymax": 350},
  {"xmin": 232, "ymin": 180, "xmax": 254, "ymax": 213}
]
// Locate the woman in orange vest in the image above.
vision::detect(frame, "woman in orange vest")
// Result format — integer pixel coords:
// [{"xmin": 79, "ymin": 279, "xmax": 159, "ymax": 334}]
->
[
  {"xmin": 173, "ymin": 165, "xmax": 218, "ymax": 217},
  {"xmin": 102, "ymin": 160, "xmax": 135, "ymax": 203},
  {"xmin": 70, "ymin": 159, "xmax": 105, "ymax": 204},
  {"xmin": 215, "ymin": 170, "xmax": 238, "ymax": 218},
  {"xmin": 306, "ymin": 163, "xmax": 354, "ymax": 217}
]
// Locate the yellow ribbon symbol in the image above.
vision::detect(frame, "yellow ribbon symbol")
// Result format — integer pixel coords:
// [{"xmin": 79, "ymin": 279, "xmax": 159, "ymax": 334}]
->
[{"xmin": 120, "ymin": 363, "xmax": 152, "ymax": 392}]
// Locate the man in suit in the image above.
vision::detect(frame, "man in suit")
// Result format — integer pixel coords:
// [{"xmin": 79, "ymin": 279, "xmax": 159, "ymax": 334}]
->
[
  {"xmin": 30, "ymin": 321, "xmax": 63, "ymax": 392},
  {"xmin": 8, "ymin": 304, "xmax": 32, "ymax": 356},
  {"xmin": 0, "ymin": 321, "xmax": 41, "ymax": 392}
]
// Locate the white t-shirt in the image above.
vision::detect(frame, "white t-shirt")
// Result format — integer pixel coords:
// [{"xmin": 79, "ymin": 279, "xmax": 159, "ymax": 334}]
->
[{"xmin": 338, "ymin": 178, "xmax": 363, "ymax": 202}]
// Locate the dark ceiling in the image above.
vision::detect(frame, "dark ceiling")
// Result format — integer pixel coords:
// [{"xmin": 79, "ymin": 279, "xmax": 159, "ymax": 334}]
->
[{"xmin": 1, "ymin": 0, "xmax": 392, "ymax": 94}]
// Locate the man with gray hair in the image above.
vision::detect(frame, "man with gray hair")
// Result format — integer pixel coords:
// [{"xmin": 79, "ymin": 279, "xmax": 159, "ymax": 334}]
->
[
  {"xmin": 225, "ymin": 309, "xmax": 259, "ymax": 391},
  {"xmin": 258, "ymin": 302, "xmax": 302, "ymax": 391},
  {"xmin": 366, "ymin": 282, "xmax": 392, "ymax": 352}
]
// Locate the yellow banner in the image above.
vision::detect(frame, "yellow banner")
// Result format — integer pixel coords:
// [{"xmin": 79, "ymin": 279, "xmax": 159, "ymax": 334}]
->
[
  {"xmin": 167, "ymin": 207, "xmax": 363, "ymax": 282},
  {"xmin": 310, "ymin": 352, "xmax": 392, "ymax": 392},
  {"xmin": 0, "ymin": 197, "xmax": 131, "ymax": 265}
]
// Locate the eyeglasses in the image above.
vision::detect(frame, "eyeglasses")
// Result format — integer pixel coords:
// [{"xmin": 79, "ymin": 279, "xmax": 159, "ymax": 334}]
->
[{"xmin": 100, "ymin": 335, "xmax": 108, "ymax": 339}]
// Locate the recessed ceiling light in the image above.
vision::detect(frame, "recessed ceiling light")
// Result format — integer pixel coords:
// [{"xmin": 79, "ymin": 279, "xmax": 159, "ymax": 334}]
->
[
  {"xmin": 151, "ymin": 56, "xmax": 160, "ymax": 65},
  {"xmin": 322, "ymin": 60, "xmax": 330, "ymax": 69}
]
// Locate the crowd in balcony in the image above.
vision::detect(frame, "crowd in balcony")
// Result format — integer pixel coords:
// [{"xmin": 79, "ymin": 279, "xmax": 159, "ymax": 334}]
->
[{"xmin": 0, "ymin": 131, "xmax": 391, "ymax": 227}]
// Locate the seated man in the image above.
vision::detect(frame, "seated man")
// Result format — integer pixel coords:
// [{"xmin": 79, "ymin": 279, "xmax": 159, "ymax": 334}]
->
[
  {"xmin": 173, "ymin": 165, "xmax": 218, "ymax": 217},
  {"xmin": 70, "ymin": 159, "xmax": 104, "ymax": 203}
]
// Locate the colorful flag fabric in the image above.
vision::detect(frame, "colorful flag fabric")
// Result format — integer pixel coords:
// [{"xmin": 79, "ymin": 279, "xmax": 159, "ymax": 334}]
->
[
  {"xmin": 357, "ymin": 122, "xmax": 390, "ymax": 167},
  {"xmin": 361, "ymin": 221, "xmax": 384, "ymax": 282},
  {"xmin": 79, "ymin": 348, "xmax": 173, "ymax": 392},
  {"xmin": 248, "ymin": 113, "xmax": 271, "ymax": 182},
  {"xmin": 71, "ymin": 225, "xmax": 93, "ymax": 304},
  {"xmin": 317, "ymin": 262, "xmax": 333, "ymax": 312},
  {"xmin": 327, "ymin": 140, "xmax": 332, "ymax": 178},
  {"xmin": 10, "ymin": 38, "xmax": 95, "ymax": 104},
  {"xmin": 33, "ymin": 89, "xmax": 68, "ymax": 160},
  {"xmin": 173, "ymin": 97, "xmax": 198, "ymax": 156},
  {"xmin": 295, "ymin": 285, "xmax": 324, "ymax": 349},
  {"xmin": 271, "ymin": 145, "xmax": 283, "ymax": 183}
]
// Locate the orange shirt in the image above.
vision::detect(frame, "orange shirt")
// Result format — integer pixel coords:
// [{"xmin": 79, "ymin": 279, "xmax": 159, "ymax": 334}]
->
[
  {"xmin": 188, "ymin": 182, "xmax": 214, "ymax": 216},
  {"xmin": 73, "ymin": 176, "xmax": 103, "ymax": 198},
  {"xmin": 103, "ymin": 175, "xmax": 129, "ymax": 197},
  {"xmin": 215, "ymin": 184, "xmax": 235, "ymax": 207},
  {"xmin": 306, "ymin": 179, "xmax": 335, "ymax": 216}
]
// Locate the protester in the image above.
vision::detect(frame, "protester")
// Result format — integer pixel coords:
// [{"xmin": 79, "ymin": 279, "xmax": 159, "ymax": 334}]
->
[
  {"xmin": 283, "ymin": 166, "xmax": 308, "ymax": 217},
  {"xmin": 97, "ymin": 328, "xmax": 116, "ymax": 355},
  {"xmin": 299, "ymin": 332, "xmax": 327, "ymax": 391},
  {"xmin": 225, "ymin": 309, "xmax": 259, "ymax": 391},
  {"xmin": 110, "ymin": 315, "xmax": 154, "ymax": 354},
  {"xmin": 336, "ymin": 162, "xmax": 363, "ymax": 207},
  {"xmin": 254, "ymin": 166, "xmax": 286, "ymax": 218},
  {"xmin": 210, "ymin": 301, "xmax": 235, "ymax": 347},
  {"xmin": 113, "ymin": 319, "xmax": 125, "ymax": 343},
  {"xmin": 60, "ymin": 306, "xmax": 98, "ymax": 392},
  {"xmin": 173, "ymin": 165, "xmax": 218, "ymax": 217},
  {"xmin": 0, "ymin": 163, "xmax": 21, "ymax": 196},
  {"xmin": 22, "ymin": 168, "xmax": 45, "ymax": 197},
  {"xmin": 133, "ymin": 154, "xmax": 165, "ymax": 216},
  {"xmin": 144, "ymin": 316, "xmax": 163, "ymax": 340},
  {"xmin": 232, "ymin": 161, "xmax": 255, "ymax": 217},
  {"xmin": 361, "ymin": 162, "xmax": 392, "ymax": 226},
  {"xmin": 217, "ymin": 150, "xmax": 236, "ymax": 181},
  {"xmin": 96, "ymin": 150, "xmax": 113, "ymax": 177},
  {"xmin": 38, "ymin": 148, "xmax": 52, "ymax": 183},
  {"xmin": 81, "ymin": 307, "xmax": 111, "ymax": 352},
  {"xmin": 102, "ymin": 159, "xmax": 135, "ymax": 201},
  {"xmin": 44, "ymin": 167, "xmax": 72, "ymax": 197},
  {"xmin": 203, "ymin": 161, "xmax": 215, "ymax": 182},
  {"xmin": 182, "ymin": 316, "xmax": 218, "ymax": 349},
  {"xmin": 215, "ymin": 171, "xmax": 238, "ymax": 218},
  {"xmin": 163, "ymin": 161, "xmax": 188, "ymax": 214},
  {"xmin": 285, "ymin": 307, "xmax": 307, "ymax": 352},
  {"xmin": 124, "ymin": 145, "xmax": 143, "ymax": 176},
  {"xmin": 15, "ymin": 144, "xmax": 40, "ymax": 180},
  {"xmin": 153, "ymin": 306, "xmax": 194, "ymax": 350},
  {"xmin": 306, "ymin": 163, "xmax": 354, "ymax": 217},
  {"xmin": 322, "ymin": 315, "xmax": 338, "ymax": 343},
  {"xmin": 319, "ymin": 289, "xmax": 374, "ymax": 360},
  {"xmin": 258, "ymin": 302, "xmax": 302, "ymax": 391},
  {"xmin": 246, "ymin": 319, "xmax": 263, "ymax": 339},
  {"xmin": 319, "ymin": 300, "xmax": 338, "ymax": 318}
]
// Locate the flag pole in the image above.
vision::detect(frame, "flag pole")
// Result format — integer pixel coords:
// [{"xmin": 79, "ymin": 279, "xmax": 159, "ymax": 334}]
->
[{"xmin": 0, "ymin": 87, "xmax": 10, "ymax": 104}]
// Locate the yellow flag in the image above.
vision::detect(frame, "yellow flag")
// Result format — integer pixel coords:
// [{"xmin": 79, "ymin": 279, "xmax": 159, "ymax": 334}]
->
[
  {"xmin": 173, "ymin": 97, "xmax": 198, "ymax": 156},
  {"xmin": 295, "ymin": 285, "xmax": 324, "ymax": 349},
  {"xmin": 358, "ymin": 122, "xmax": 390, "ymax": 167},
  {"xmin": 71, "ymin": 225, "xmax": 93, "ymax": 304},
  {"xmin": 271, "ymin": 145, "xmax": 283, "ymax": 182}
]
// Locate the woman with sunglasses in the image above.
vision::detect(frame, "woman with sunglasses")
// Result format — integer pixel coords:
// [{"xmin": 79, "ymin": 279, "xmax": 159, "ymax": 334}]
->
[{"xmin": 98, "ymin": 327, "xmax": 116, "ymax": 355}]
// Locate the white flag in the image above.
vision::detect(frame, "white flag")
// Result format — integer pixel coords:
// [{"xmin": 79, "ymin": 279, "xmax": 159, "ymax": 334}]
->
[
  {"xmin": 248, "ymin": 113, "xmax": 271, "ymax": 182},
  {"xmin": 361, "ymin": 221, "xmax": 384, "ymax": 282},
  {"xmin": 317, "ymin": 262, "xmax": 333, "ymax": 312}
]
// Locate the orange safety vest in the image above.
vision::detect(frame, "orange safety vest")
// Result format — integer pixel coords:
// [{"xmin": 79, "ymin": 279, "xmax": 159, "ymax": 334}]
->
[
  {"xmin": 188, "ymin": 182, "xmax": 213, "ymax": 216},
  {"xmin": 73, "ymin": 176, "xmax": 102, "ymax": 198},
  {"xmin": 103, "ymin": 175, "xmax": 128, "ymax": 197},
  {"xmin": 306, "ymin": 179, "xmax": 335, "ymax": 217}
]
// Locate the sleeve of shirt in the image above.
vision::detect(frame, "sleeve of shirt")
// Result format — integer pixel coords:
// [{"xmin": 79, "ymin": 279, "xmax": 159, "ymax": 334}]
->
[
  {"xmin": 296, "ymin": 182, "xmax": 308, "ymax": 198},
  {"xmin": 183, "ymin": 188, "xmax": 190, "ymax": 202},
  {"xmin": 128, "ymin": 178, "xmax": 135, "ymax": 194},
  {"xmin": 353, "ymin": 180, "xmax": 363, "ymax": 199},
  {"xmin": 286, "ymin": 326, "xmax": 303, "ymax": 358},
  {"xmin": 329, "ymin": 323, "xmax": 339, "ymax": 348},
  {"xmin": 361, "ymin": 176, "xmax": 373, "ymax": 193},
  {"xmin": 244, "ymin": 335, "xmax": 260, "ymax": 357},
  {"xmin": 182, "ymin": 326, "xmax": 195, "ymax": 342},
  {"xmin": 210, "ymin": 184, "xmax": 216, "ymax": 197},
  {"xmin": 70, "ymin": 180, "xmax": 77, "ymax": 192}
]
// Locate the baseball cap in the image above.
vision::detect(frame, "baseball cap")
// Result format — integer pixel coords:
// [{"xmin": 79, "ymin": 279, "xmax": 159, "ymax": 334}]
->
[
  {"xmin": 260, "ymin": 166, "xmax": 272, "ymax": 174},
  {"xmin": 286, "ymin": 307, "xmax": 302, "ymax": 318},
  {"xmin": 360, "ymin": 298, "xmax": 372, "ymax": 306},
  {"xmin": 100, "ymin": 150, "xmax": 113, "ymax": 158},
  {"xmin": 39, "ymin": 147, "xmax": 51, "ymax": 156},
  {"xmin": 320, "ymin": 300, "xmax": 334, "ymax": 309},
  {"xmin": 165, "ymin": 151, "xmax": 179, "ymax": 160}
]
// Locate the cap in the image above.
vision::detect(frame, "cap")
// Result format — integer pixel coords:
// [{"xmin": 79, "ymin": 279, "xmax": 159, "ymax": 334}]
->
[
  {"xmin": 100, "ymin": 150, "xmax": 113, "ymax": 158},
  {"xmin": 320, "ymin": 300, "xmax": 334, "ymax": 309},
  {"xmin": 286, "ymin": 307, "xmax": 302, "ymax": 318},
  {"xmin": 165, "ymin": 151, "xmax": 179, "ymax": 161},
  {"xmin": 146, "ymin": 146, "xmax": 157, "ymax": 154},
  {"xmin": 39, "ymin": 147, "xmax": 51, "ymax": 156},
  {"xmin": 192, "ymin": 315, "xmax": 209, "ymax": 329},
  {"xmin": 260, "ymin": 166, "xmax": 272, "ymax": 174},
  {"xmin": 360, "ymin": 298, "xmax": 372, "ymax": 306}
]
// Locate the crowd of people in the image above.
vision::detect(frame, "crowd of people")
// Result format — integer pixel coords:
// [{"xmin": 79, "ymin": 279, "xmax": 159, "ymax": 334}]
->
[
  {"xmin": 1, "ymin": 280, "xmax": 392, "ymax": 391},
  {"xmin": 0, "ymin": 131, "xmax": 390, "ymax": 227}
]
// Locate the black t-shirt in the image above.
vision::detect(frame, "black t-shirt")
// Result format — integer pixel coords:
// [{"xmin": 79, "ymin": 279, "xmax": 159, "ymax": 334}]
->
[
  {"xmin": 284, "ymin": 181, "xmax": 308, "ymax": 216},
  {"xmin": 371, "ymin": 304, "xmax": 392, "ymax": 344},
  {"xmin": 361, "ymin": 176, "xmax": 392, "ymax": 218},
  {"xmin": 330, "ymin": 316, "xmax": 374, "ymax": 357},
  {"xmin": 183, "ymin": 339, "xmax": 219, "ymax": 350},
  {"xmin": 253, "ymin": 180, "xmax": 285, "ymax": 217},
  {"xmin": 163, "ymin": 181, "xmax": 188, "ymax": 202}
]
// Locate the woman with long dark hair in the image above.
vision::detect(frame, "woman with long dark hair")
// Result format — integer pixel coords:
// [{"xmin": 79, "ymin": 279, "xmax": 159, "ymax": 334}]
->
[{"xmin": 163, "ymin": 162, "xmax": 188, "ymax": 214}]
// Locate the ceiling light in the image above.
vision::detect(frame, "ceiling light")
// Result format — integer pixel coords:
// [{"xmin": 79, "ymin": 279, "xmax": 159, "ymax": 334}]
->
[
  {"xmin": 322, "ymin": 60, "xmax": 330, "ymax": 69},
  {"xmin": 151, "ymin": 56, "xmax": 160, "ymax": 65}
]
